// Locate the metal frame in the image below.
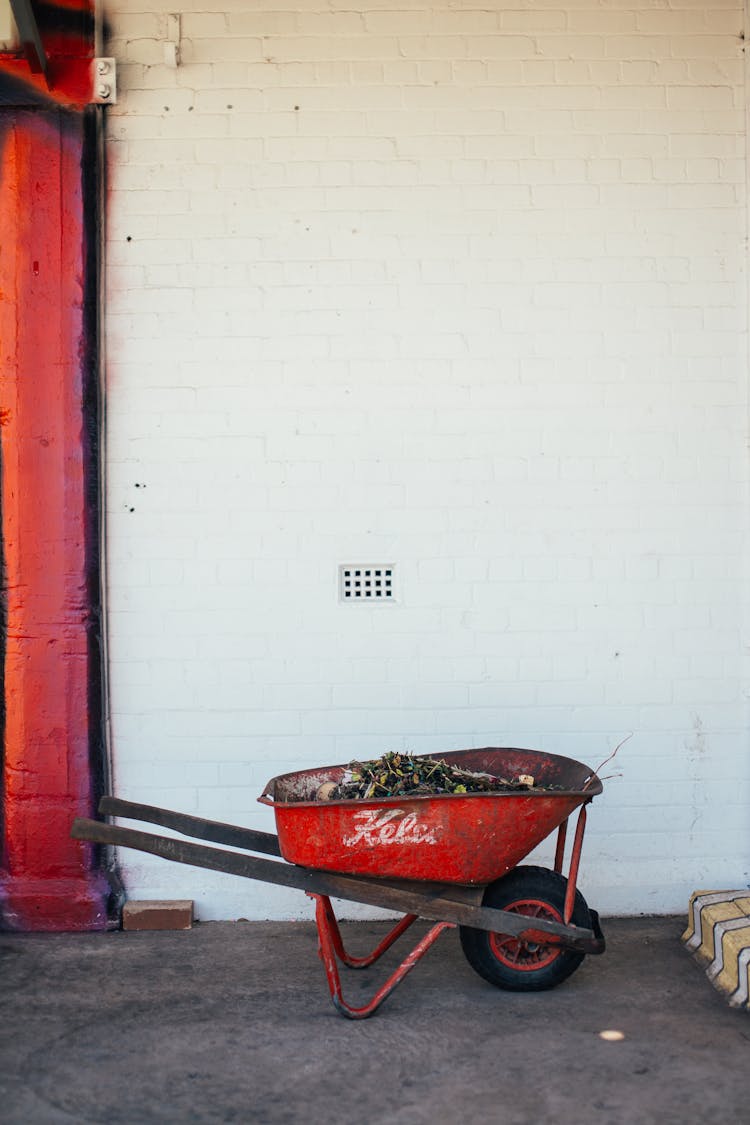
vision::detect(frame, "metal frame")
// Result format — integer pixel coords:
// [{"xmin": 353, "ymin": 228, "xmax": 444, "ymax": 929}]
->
[
  {"xmin": 1, "ymin": 3, "xmax": 115, "ymax": 101},
  {"xmin": 8, "ymin": 0, "xmax": 48, "ymax": 82},
  {"xmin": 313, "ymin": 894, "xmax": 453, "ymax": 1019}
]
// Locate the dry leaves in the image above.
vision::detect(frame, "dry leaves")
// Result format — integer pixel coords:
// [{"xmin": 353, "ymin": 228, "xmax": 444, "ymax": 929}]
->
[{"xmin": 316, "ymin": 751, "xmax": 556, "ymax": 801}]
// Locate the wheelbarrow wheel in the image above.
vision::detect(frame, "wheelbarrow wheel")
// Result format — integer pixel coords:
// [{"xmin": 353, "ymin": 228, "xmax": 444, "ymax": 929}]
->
[{"xmin": 459, "ymin": 865, "xmax": 591, "ymax": 992}]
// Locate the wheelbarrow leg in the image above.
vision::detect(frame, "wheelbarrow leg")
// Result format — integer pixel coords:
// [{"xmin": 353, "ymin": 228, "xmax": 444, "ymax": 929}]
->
[
  {"xmin": 554, "ymin": 818, "xmax": 568, "ymax": 874},
  {"xmin": 311, "ymin": 894, "xmax": 454, "ymax": 1019},
  {"xmin": 551, "ymin": 804, "xmax": 590, "ymax": 924},
  {"xmin": 564, "ymin": 805, "xmax": 588, "ymax": 925},
  {"xmin": 315, "ymin": 894, "xmax": 420, "ymax": 968}
]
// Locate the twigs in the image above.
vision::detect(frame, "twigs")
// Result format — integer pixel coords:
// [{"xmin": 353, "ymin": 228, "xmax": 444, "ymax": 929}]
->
[
  {"xmin": 582, "ymin": 734, "xmax": 631, "ymax": 792},
  {"xmin": 317, "ymin": 752, "xmax": 562, "ymax": 802}
]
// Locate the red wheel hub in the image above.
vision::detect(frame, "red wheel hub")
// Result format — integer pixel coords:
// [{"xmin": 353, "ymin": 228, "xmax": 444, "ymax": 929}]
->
[{"xmin": 488, "ymin": 898, "xmax": 563, "ymax": 971}]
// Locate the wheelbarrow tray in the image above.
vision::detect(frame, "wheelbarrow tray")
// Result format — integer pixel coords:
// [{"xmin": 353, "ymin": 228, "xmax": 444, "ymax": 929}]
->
[{"xmin": 259, "ymin": 747, "xmax": 600, "ymax": 886}]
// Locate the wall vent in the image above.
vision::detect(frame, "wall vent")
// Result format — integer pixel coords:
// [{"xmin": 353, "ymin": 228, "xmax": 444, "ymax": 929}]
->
[{"xmin": 339, "ymin": 565, "xmax": 395, "ymax": 602}]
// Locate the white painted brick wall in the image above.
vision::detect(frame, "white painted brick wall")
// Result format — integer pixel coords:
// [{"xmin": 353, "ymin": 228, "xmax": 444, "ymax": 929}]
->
[{"xmin": 105, "ymin": 1, "xmax": 749, "ymax": 920}]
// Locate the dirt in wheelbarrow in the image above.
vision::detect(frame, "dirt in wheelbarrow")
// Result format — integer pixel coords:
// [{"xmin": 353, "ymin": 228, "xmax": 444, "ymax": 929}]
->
[{"xmin": 315, "ymin": 751, "xmax": 565, "ymax": 801}]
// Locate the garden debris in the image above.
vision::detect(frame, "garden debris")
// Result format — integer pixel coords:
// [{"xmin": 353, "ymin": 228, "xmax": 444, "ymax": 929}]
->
[{"xmin": 315, "ymin": 752, "xmax": 560, "ymax": 802}]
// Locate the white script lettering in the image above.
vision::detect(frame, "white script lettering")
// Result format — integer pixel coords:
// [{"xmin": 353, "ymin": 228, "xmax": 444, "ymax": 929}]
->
[{"xmin": 343, "ymin": 810, "xmax": 440, "ymax": 848}]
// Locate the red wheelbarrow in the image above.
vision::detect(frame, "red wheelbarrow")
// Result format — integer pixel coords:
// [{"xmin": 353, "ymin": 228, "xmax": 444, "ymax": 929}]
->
[{"xmin": 72, "ymin": 747, "xmax": 605, "ymax": 1019}]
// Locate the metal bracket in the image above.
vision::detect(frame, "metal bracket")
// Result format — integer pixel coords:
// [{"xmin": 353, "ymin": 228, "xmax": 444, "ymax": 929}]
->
[
  {"xmin": 8, "ymin": 0, "xmax": 49, "ymax": 85},
  {"xmin": 92, "ymin": 57, "xmax": 117, "ymax": 104}
]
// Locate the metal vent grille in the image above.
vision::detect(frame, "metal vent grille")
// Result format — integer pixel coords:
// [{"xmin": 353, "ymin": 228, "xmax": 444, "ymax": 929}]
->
[{"xmin": 339, "ymin": 565, "xmax": 395, "ymax": 602}]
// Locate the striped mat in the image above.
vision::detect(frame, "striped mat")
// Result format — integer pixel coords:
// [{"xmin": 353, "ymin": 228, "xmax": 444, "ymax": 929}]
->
[{"xmin": 683, "ymin": 890, "xmax": 750, "ymax": 1010}]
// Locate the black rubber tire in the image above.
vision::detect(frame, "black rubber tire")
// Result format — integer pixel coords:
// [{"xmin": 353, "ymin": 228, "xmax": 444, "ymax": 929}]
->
[{"xmin": 459, "ymin": 865, "xmax": 591, "ymax": 992}]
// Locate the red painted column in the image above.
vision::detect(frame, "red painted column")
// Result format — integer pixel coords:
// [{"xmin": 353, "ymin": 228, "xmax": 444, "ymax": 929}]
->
[{"xmin": 0, "ymin": 112, "xmax": 110, "ymax": 930}]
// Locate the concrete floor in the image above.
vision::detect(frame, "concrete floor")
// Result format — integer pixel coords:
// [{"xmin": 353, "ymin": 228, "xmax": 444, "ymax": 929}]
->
[{"xmin": 1, "ymin": 916, "xmax": 747, "ymax": 1124}]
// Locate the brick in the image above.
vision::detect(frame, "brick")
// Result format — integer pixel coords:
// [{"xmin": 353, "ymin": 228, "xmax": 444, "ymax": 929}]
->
[{"xmin": 122, "ymin": 900, "xmax": 194, "ymax": 931}]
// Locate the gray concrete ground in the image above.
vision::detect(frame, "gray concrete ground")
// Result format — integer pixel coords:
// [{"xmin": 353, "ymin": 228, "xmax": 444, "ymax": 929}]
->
[{"xmin": 1, "ymin": 916, "xmax": 747, "ymax": 1124}]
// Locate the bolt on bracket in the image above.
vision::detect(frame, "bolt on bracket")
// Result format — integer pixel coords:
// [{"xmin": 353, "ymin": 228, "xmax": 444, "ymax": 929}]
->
[{"xmin": 91, "ymin": 57, "xmax": 117, "ymax": 104}]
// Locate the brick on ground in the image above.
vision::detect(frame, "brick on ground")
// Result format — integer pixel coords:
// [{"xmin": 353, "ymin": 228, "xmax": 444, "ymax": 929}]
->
[{"xmin": 122, "ymin": 900, "xmax": 194, "ymax": 931}]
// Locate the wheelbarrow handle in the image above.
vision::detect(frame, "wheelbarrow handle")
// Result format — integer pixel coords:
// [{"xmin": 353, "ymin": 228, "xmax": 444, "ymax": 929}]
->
[
  {"xmin": 98, "ymin": 795, "xmax": 282, "ymax": 857},
  {"xmin": 72, "ymin": 815, "xmax": 603, "ymax": 953}
]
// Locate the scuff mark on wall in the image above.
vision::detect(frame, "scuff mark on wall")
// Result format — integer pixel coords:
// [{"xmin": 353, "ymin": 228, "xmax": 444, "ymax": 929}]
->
[{"xmin": 685, "ymin": 713, "xmax": 707, "ymax": 840}]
